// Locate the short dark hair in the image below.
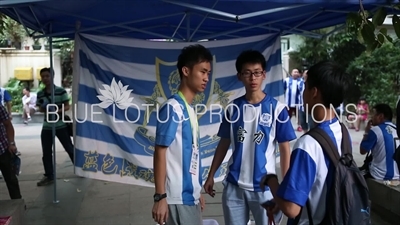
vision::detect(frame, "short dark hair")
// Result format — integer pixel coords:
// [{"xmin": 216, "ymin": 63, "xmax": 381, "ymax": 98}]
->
[
  {"xmin": 373, "ymin": 104, "xmax": 393, "ymax": 121},
  {"xmin": 306, "ymin": 61, "xmax": 349, "ymax": 108},
  {"xmin": 235, "ymin": 50, "xmax": 266, "ymax": 73},
  {"xmin": 40, "ymin": 67, "xmax": 51, "ymax": 75},
  {"xmin": 24, "ymin": 86, "xmax": 30, "ymax": 92},
  {"xmin": 177, "ymin": 45, "xmax": 213, "ymax": 79}
]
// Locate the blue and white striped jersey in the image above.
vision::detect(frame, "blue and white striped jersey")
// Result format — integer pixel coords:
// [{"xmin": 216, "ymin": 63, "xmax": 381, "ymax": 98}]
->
[
  {"xmin": 218, "ymin": 94, "xmax": 296, "ymax": 192},
  {"xmin": 155, "ymin": 94, "xmax": 202, "ymax": 205},
  {"xmin": 298, "ymin": 79, "xmax": 305, "ymax": 112},
  {"xmin": 277, "ymin": 118, "xmax": 345, "ymax": 225},
  {"xmin": 361, "ymin": 121, "xmax": 400, "ymax": 180},
  {"xmin": 284, "ymin": 77, "xmax": 301, "ymax": 108}
]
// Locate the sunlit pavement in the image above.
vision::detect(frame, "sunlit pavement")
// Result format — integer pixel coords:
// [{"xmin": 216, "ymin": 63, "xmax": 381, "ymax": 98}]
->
[{"xmin": 0, "ymin": 121, "xmax": 390, "ymax": 225}]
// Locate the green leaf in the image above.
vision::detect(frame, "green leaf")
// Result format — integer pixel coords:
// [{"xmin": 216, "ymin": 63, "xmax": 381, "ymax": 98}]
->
[
  {"xmin": 394, "ymin": 3, "xmax": 400, "ymax": 11},
  {"xmin": 379, "ymin": 27, "xmax": 388, "ymax": 35},
  {"xmin": 361, "ymin": 24, "xmax": 376, "ymax": 45},
  {"xmin": 393, "ymin": 14, "xmax": 400, "ymax": 39},
  {"xmin": 372, "ymin": 7, "xmax": 387, "ymax": 26},
  {"xmin": 347, "ymin": 12, "xmax": 362, "ymax": 26},
  {"xmin": 385, "ymin": 33, "xmax": 393, "ymax": 43},
  {"xmin": 377, "ymin": 33, "xmax": 385, "ymax": 44}
]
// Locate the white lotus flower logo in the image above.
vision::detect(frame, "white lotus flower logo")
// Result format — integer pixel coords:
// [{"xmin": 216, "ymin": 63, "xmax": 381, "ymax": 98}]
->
[{"xmin": 96, "ymin": 78, "xmax": 134, "ymax": 110}]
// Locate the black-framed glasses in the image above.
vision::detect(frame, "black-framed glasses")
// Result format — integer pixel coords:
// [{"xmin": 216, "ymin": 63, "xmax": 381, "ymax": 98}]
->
[{"xmin": 241, "ymin": 71, "xmax": 264, "ymax": 78}]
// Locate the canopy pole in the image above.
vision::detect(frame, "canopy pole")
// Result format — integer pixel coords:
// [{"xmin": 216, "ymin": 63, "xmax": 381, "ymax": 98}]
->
[
  {"xmin": 186, "ymin": 12, "xmax": 190, "ymax": 42},
  {"xmin": 49, "ymin": 23, "xmax": 59, "ymax": 204}
]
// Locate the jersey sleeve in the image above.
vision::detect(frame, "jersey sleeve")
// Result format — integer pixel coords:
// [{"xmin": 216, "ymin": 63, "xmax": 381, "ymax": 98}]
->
[
  {"xmin": 275, "ymin": 107, "xmax": 296, "ymax": 143},
  {"xmin": 277, "ymin": 140, "xmax": 317, "ymax": 206},
  {"xmin": 3, "ymin": 90, "xmax": 11, "ymax": 102},
  {"xmin": 155, "ymin": 103, "xmax": 179, "ymax": 147},
  {"xmin": 360, "ymin": 129, "xmax": 378, "ymax": 152},
  {"xmin": 217, "ymin": 110, "xmax": 230, "ymax": 139}
]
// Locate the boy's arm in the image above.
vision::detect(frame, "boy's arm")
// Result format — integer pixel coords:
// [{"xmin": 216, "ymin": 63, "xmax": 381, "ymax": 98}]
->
[
  {"xmin": 154, "ymin": 145, "xmax": 168, "ymax": 194},
  {"xmin": 208, "ymin": 114, "xmax": 231, "ymax": 178},
  {"xmin": 360, "ymin": 129, "xmax": 377, "ymax": 155},
  {"xmin": 153, "ymin": 103, "xmax": 179, "ymax": 193},
  {"xmin": 267, "ymin": 140, "xmax": 317, "ymax": 219},
  {"xmin": 275, "ymin": 106, "xmax": 296, "ymax": 178}
]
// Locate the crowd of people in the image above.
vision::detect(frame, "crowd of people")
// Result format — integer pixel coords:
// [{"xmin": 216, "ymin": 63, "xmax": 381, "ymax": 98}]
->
[
  {"xmin": 151, "ymin": 45, "xmax": 400, "ymax": 225},
  {"xmin": 0, "ymin": 43, "xmax": 399, "ymax": 225}
]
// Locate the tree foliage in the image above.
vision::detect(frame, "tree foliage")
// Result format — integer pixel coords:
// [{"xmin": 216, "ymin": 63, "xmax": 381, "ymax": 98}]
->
[{"xmin": 347, "ymin": 43, "xmax": 400, "ymax": 110}]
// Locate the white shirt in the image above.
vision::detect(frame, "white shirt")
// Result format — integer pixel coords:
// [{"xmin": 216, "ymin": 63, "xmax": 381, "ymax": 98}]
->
[{"xmin": 22, "ymin": 93, "xmax": 37, "ymax": 109}]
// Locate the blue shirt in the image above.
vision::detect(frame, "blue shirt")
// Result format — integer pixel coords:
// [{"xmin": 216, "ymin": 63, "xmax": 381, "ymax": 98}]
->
[{"xmin": 217, "ymin": 94, "xmax": 296, "ymax": 191}]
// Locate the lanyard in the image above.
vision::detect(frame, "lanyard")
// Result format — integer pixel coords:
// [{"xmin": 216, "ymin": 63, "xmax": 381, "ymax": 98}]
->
[{"xmin": 178, "ymin": 91, "xmax": 199, "ymax": 146}]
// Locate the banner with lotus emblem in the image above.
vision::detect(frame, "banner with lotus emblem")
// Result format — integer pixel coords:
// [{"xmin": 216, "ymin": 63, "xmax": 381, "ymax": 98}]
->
[{"xmin": 72, "ymin": 33, "xmax": 284, "ymax": 187}]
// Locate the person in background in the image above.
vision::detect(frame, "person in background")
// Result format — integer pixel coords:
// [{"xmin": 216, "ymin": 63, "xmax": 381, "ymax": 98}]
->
[
  {"xmin": 298, "ymin": 70, "xmax": 314, "ymax": 132},
  {"xmin": 36, "ymin": 67, "xmax": 74, "ymax": 187},
  {"xmin": 22, "ymin": 87, "xmax": 37, "ymax": 124},
  {"xmin": 360, "ymin": 104, "xmax": 399, "ymax": 181},
  {"xmin": 355, "ymin": 97, "xmax": 369, "ymax": 131},
  {"xmin": 284, "ymin": 69, "xmax": 302, "ymax": 131},
  {"xmin": 0, "ymin": 103, "xmax": 22, "ymax": 199},
  {"xmin": 0, "ymin": 87, "xmax": 12, "ymax": 119}
]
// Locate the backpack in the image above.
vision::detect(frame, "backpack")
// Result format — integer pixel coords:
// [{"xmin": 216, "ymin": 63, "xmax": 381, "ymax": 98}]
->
[{"xmin": 294, "ymin": 123, "xmax": 371, "ymax": 225}]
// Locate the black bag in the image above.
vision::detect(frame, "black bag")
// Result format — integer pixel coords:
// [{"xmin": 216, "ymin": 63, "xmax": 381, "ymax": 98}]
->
[{"xmin": 295, "ymin": 123, "xmax": 371, "ymax": 225}]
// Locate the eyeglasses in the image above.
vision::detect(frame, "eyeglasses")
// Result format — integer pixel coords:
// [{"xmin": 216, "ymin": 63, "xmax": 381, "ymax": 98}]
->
[{"xmin": 241, "ymin": 71, "xmax": 264, "ymax": 78}]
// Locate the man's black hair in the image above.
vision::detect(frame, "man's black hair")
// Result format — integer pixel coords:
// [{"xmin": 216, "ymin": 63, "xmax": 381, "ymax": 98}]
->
[
  {"xmin": 177, "ymin": 44, "xmax": 213, "ymax": 79},
  {"xmin": 40, "ymin": 67, "xmax": 51, "ymax": 75},
  {"xmin": 235, "ymin": 50, "xmax": 266, "ymax": 73},
  {"xmin": 373, "ymin": 103, "xmax": 393, "ymax": 121},
  {"xmin": 306, "ymin": 61, "xmax": 349, "ymax": 108},
  {"xmin": 24, "ymin": 86, "xmax": 30, "ymax": 92}
]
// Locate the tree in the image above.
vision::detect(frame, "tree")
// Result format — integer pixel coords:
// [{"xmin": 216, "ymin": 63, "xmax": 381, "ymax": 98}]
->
[{"xmin": 347, "ymin": 43, "xmax": 400, "ymax": 110}]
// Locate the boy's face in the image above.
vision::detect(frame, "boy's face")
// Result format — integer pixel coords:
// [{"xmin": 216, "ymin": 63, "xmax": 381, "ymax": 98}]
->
[
  {"xmin": 371, "ymin": 109, "xmax": 384, "ymax": 126},
  {"xmin": 182, "ymin": 61, "xmax": 211, "ymax": 93},
  {"xmin": 237, "ymin": 63, "xmax": 265, "ymax": 92}
]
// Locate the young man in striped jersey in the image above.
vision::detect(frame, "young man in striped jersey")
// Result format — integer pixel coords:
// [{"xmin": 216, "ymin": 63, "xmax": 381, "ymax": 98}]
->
[
  {"xmin": 360, "ymin": 103, "xmax": 400, "ymax": 181},
  {"xmin": 152, "ymin": 45, "xmax": 212, "ymax": 225},
  {"xmin": 263, "ymin": 61, "xmax": 350, "ymax": 224},
  {"xmin": 204, "ymin": 50, "xmax": 296, "ymax": 225}
]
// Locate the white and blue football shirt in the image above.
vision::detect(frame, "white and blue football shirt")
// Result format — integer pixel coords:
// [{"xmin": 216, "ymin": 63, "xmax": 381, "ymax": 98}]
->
[
  {"xmin": 298, "ymin": 79, "xmax": 305, "ymax": 112},
  {"xmin": 277, "ymin": 118, "xmax": 345, "ymax": 225},
  {"xmin": 155, "ymin": 94, "xmax": 202, "ymax": 205},
  {"xmin": 284, "ymin": 77, "xmax": 301, "ymax": 108},
  {"xmin": 360, "ymin": 121, "xmax": 400, "ymax": 180},
  {"xmin": 217, "ymin": 94, "xmax": 296, "ymax": 192}
]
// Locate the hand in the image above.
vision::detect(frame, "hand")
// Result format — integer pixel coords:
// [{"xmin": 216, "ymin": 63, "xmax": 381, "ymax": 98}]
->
[
  {"xmin": 203, "ymin": 177, "xmax": 215, "ymax": 197},
  {"xmin": 200, "ymin": 195, "xmax": 205, "ymax": 212},
  {"xmin": 262, "ymin": 200, "xmax": 280, "ymax": 215},
  {"xmin": 8, "ymin": 144, "xmax": 17, "ymax": 154},
  {"xmin": 152, "ymin": 199, "xmax": 168, "ymax": 225},
  {"xmin": 365, "ymin": 120, "xmax": 373, "ymax": 133}
]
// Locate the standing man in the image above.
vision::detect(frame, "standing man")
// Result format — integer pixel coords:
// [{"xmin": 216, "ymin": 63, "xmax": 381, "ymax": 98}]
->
[
  {"xmin": 152, "ymin": 45, "xmax": 212, "ymax": 225},
  {"xmin": 284, "ymin": 69, "xmax": 302, "ymax": 131},
  {"xmin": 204, "ymin": 50, "xmax": 296, "ymax": 225},
  {"xmin": 36, "ymin": 68, "xmax": 74, "ymax": 186},
  {"xmin": 298, "ymin": 70, "xmax": 314, "ymax": 132},
  {"xmin": 0, "ymin": 103, "xmax": 22, "ymax": 199}
]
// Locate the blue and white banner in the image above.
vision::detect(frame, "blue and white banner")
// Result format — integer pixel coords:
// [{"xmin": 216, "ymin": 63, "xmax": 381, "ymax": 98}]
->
[{"xmin": 72, "ymin": 33, "xmax": 283, "ymax": 187}]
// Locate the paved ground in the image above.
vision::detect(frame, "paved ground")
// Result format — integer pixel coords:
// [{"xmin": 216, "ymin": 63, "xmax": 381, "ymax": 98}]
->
[{"xmin": 0, "ymin": 121, "xmax": 391, "ymax": 225}]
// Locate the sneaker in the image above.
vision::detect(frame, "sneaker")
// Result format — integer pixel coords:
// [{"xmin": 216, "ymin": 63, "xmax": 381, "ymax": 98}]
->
[
  {"xmin": 23, "ymin": 120, "xmax": 28, "ymax": 124},
  {"xmin": 37, "ymin": 177, "xmax": 54, "ymax": 186},
  {"xmin": 27, "ymin": 117, "xmax": 31, "ymax": 121}
]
